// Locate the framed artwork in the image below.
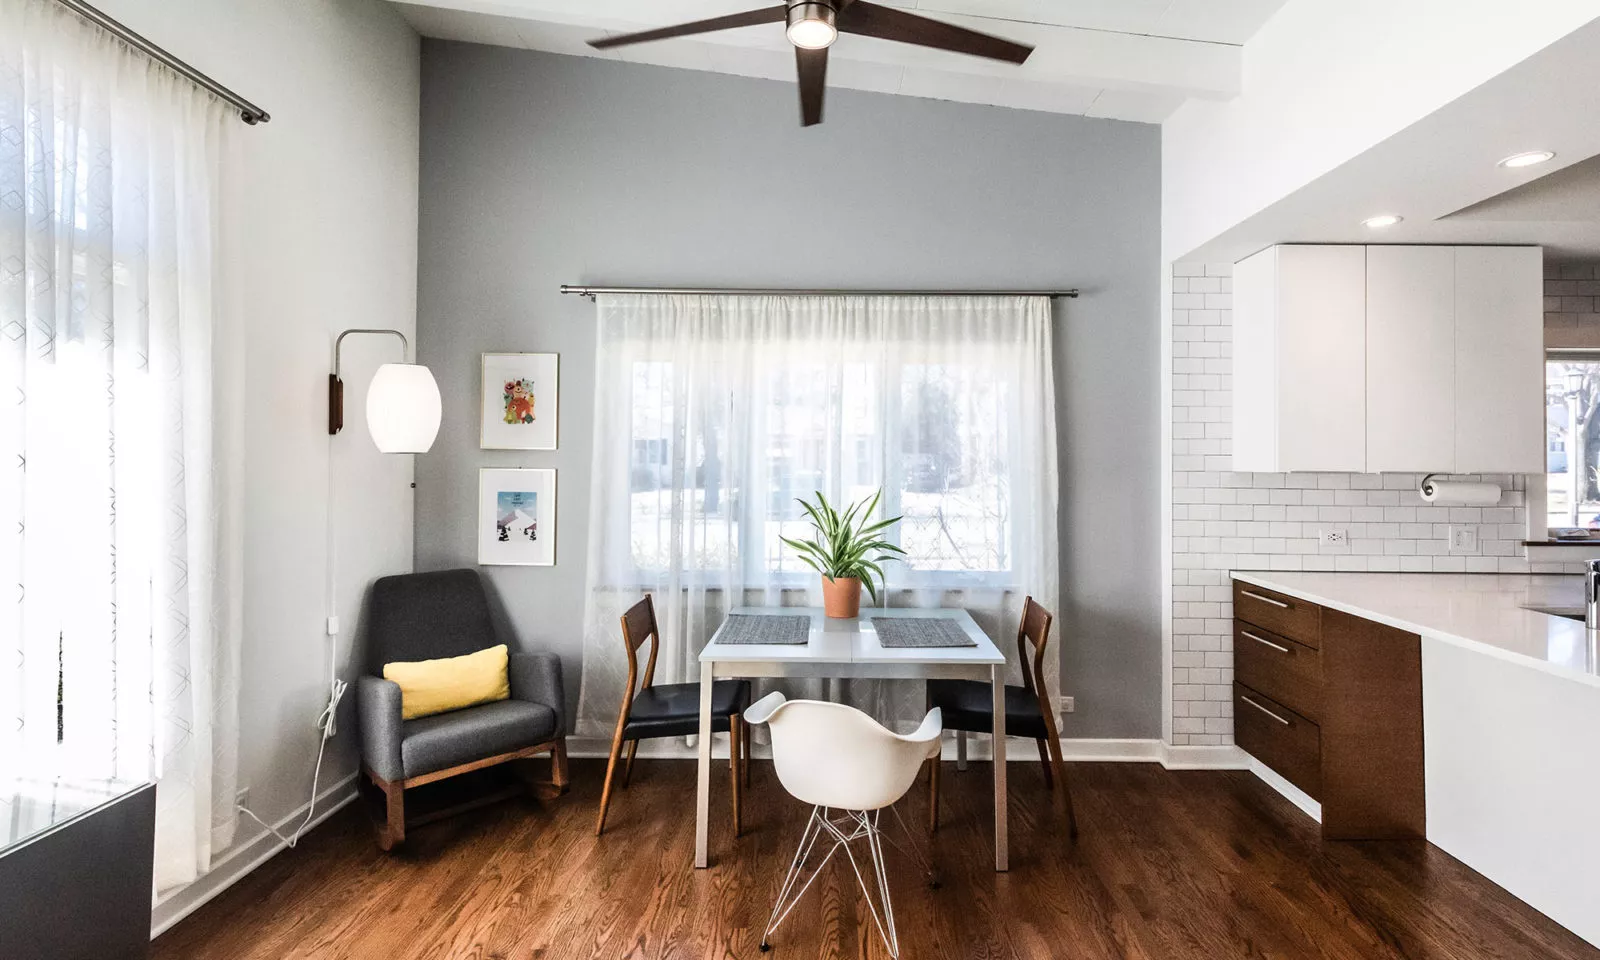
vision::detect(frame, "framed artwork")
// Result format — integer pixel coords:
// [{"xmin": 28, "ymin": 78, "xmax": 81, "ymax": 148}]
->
[
  {"xmin": 481, "ymin": 352, "xmax": 558, "ymax": 450},
  {"xmin": 478, "ymin": 468, "xmax": 556, "ymax": 566}
]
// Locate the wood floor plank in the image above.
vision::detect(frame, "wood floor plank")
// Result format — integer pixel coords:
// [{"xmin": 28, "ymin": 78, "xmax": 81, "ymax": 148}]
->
[{"xmin": 152, "ymin": 759, "xmax": 1598, "ymax": 960}]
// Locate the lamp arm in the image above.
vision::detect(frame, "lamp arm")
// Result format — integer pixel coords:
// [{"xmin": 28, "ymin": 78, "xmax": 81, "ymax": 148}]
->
[{"xmin": 330, "ymin": 328, "xmax": 412, "ymax": 435}]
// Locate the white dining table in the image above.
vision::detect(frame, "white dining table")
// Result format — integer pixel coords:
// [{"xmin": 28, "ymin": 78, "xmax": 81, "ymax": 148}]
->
[{"xmin": 695, "ymin": 606, "xmax": 1012, "ymax": 871}]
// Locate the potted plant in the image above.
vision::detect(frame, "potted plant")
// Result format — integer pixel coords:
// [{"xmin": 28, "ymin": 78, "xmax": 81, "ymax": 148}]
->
[{"xmin": 782, "ymin": 489, "xmax": 905, "ymax": 618}]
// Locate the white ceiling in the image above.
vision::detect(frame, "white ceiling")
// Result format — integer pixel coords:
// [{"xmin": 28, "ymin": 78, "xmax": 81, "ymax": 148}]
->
[
  {"xmin": 391, "ymin": 0, "xmax": 1288, "ymax": 123},
  {"xmin": 1180, "ymin": 17, "xmax": 1600, "ymax": 263}
]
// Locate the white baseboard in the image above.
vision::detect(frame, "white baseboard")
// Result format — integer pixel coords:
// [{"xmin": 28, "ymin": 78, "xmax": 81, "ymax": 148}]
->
[
  {"xmin": 1248, "ymin": 758, "xmax": 1322, "ymax": 822},
  {"xmin": 150, "ymin": 773, "xmax": 360, "ymax": 940},
  {"xmin": 1159, "ymin": 743, "xmax": 1250, "ymax": 770},
  {"xmin": 570, "ymin": 735, "xmax": 1237, "ymax": 768}
]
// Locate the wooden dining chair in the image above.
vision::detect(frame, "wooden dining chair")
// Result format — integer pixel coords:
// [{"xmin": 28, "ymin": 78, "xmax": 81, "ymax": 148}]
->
[
  {"xmin": 596, "ymin": 594, "xmax": 751, "ymax": 836},
  {"xmin": 924, "ymin": 596, "xmax": 1077, "ymax": 837}
]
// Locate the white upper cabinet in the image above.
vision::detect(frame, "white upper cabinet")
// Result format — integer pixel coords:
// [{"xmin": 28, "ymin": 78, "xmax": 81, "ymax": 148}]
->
[
  {"xmin": 1453, "ymin": 246, "xmax": 1544, "ymax": 473},
  {"xmin": 1232, "ymin": 245, "xmax": 1367, "ymax": 472},
  {"xmin": 1231, "ymin": 244, "xmax": 1543, "ymax": 474},
  {"xmin": 1366, "ymin": 246, "xmax": 1456, "ymax": 473}
]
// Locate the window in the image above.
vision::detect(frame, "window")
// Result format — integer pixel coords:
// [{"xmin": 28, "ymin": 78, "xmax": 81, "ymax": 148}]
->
[
  {"xmin": 625, "ymin": 353, "xmax": 1016, "ymax": 586},
  {"xmin": 1545, "ymin": 352, "xmax": 1600, "ymax": 530}
]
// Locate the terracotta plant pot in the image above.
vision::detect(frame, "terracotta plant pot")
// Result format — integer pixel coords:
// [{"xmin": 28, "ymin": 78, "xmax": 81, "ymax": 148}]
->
[{"xmin": 822, "ymin": 576, "xmax": 863, "ymax": 619}]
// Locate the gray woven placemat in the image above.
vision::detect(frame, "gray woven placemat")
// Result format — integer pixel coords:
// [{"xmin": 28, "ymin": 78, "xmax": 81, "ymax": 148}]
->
[
  {"xmin": 714, "ymin": 614, "xmax": 811, "ymax": 645},
  {"xmin": 872, "ymin": 617, "xmax": 977, "ymax": 648}
]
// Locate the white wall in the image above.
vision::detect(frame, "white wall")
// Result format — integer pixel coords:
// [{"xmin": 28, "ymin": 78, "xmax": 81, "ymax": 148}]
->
[
  {"xmin": 86, "ymin": 0, "xmax": 421, "ymax": 914},
  {"xmin": 1162, "ymin": 1, "xmax": 1600, "ymax": 261}
]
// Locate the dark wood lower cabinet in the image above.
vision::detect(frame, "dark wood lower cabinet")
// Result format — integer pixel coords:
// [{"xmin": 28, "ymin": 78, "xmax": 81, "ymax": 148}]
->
[
  {"xmin": 1235, "ymin": 683, "xmax": 1321, "ymax": 798},
  {"xmin": 1232, "ymin": 579, "xmax": 1426, "ymax": 840},
  {"xmin": 1318, "ymin": 608, "xmax": 1425, "ymax": 839}
]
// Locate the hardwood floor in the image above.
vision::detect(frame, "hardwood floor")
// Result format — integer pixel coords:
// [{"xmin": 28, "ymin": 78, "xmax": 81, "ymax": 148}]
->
[{"xmin": 153, "ymin": 759, "xmax": 1596, "ymax": 960}]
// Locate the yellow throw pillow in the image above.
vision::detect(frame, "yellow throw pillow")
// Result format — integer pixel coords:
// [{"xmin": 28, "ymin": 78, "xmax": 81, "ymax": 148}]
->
[{"xmin": 383, "ymin": 644, "xmax": 511, "ymax": 721}]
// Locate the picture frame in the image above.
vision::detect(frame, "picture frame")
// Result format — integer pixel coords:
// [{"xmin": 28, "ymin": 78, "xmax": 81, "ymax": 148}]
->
[
  {"xmin": 478, "ymin": 468, "xmax": 556, "ymax": 566},
  {"xmin": 481, "ymin": 352, "xmax": 558, "ymax": 450}
]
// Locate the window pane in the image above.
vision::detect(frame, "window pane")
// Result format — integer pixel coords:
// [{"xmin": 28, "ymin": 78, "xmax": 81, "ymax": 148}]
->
[
  {"xmin": 1546, "ymin": 359, "xmax": 1600, "ymax": 530},
  {"xmin": 897, "ymin": 363, "xmax": 1010, "ymax": 573},
  {"xmin": 628, "ymin": 360, "xmax": 742, "ymax": 573}
]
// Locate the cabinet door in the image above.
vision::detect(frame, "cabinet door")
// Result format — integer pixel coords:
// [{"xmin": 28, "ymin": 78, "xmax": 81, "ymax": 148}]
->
[
  {"xmin": 1366, "ymin": 246, "xmax": 1456, "ymax": 472},
  {"xmin": 1454, "ymin": 246, "xmax": 1543, "ymax": 473},
  {"xmin": 1278, "ymin": 245, "xmax": 1366, "ymax": 471}
]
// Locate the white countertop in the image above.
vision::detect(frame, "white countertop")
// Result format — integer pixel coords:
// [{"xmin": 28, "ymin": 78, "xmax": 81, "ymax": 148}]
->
[{"xmin": 1231, "ymin": 571, "xmax": 1600, "ymax": 688}]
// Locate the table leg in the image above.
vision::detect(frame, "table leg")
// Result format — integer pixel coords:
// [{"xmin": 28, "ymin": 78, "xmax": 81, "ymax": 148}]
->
[
  {"xmin": 695, "ymin": 661, "xmax": 713, "ymax": 869},
  {"xmin": 992, "ymin": 664, "xmax": 1008, "ymax": 872}
]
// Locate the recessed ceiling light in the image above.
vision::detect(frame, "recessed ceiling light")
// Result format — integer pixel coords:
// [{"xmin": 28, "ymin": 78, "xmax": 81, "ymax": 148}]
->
[
  {"xmin": 1498, "ymin": 150, "xmax": 1555, "ymax": 169},
  {"xmin": 1363, "ymin": 214, "xmax": 1403, "ymax": 229}
]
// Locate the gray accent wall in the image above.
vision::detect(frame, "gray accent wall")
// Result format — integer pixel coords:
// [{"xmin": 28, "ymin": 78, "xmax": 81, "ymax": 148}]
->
[{"xmin": 416, "ymin": 41, "xmax": 1162, "ymax": 739}]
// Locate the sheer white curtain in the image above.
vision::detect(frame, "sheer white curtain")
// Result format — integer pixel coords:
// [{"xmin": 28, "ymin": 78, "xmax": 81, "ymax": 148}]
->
[
  {"xmin": 575, "ymin": 294, "xmax": 1059, "ymax": 737},
  {"xmin": 0, "ymin": 0, "xmax": 241, "ymax": 892}
]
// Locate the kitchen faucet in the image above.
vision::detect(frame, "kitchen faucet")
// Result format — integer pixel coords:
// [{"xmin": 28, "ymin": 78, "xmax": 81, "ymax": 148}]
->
[{"xmin": 1588, "ymin": 559, "xmax": 1600, "ymax": 633}]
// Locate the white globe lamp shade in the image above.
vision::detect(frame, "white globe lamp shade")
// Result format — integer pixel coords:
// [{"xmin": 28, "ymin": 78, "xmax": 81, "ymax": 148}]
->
[{"xmin": 365, "ymin": 363, "xmax": 441, "ymax": 453}]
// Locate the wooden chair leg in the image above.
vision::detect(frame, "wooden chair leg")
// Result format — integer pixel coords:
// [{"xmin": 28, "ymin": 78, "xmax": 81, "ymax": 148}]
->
[
  {"xmin": 956, "ymin": 730, "xmax": 968, "ymax": 771},
  {"xmin": 551, "ymin": 739, "xmax": 570, "ymax": 795},
  {"xmin": 927, "ymin": 755, "xmax": 941, "ymax": 832},
  {"xmin": 1036, "ymin": 698, "xmax": 1078, "ymax": 840},
  {"xmin": 730, "ymin": 714, "xmax": 743, "ymax": 838},
  {"xmin": 1047, "ymin": 735, "xmax": 1078, "ymax": 839},
  {"xmin": 376, "ymin": 775, "xmax": 405, "ymax": 852},
  {"xmin": 742, "ymin": 719, "xmax": 751, "ymax": 787},
  {"xmin": 596, "ymin": 724, "xmax": 628, "ymax": 836},
  {"xmin": 621, "ymin": 740, "xmax": 640, "ymax": 788},
  {"xmin": 1036, "ymin": 737, "xmax": 1055, "ymax": 789}
]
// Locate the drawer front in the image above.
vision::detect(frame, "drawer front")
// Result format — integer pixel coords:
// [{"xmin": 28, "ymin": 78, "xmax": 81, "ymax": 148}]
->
[
  {"xmin": 1234, "ymin": 621, "xmax": 1323, "ymax": 722},
  {"xmin": 1235, "ymin": 683, "xmax": 1321, "ymax": 799},
  {"xmin": 1233, "ymin": 581, "xmax": 1321, "ymax": 649}
]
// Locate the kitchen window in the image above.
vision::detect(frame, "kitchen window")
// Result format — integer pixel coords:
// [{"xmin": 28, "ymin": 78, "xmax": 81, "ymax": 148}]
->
[{"xmin": 1545, "ymin": 351, "xmax": 1600, "ymax": 530}]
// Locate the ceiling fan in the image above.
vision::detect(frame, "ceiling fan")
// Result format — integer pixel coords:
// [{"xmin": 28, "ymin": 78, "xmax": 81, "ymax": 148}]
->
[{"xmin": 588, "ymin": 1, "xmax": 1034, "ymax": 127}]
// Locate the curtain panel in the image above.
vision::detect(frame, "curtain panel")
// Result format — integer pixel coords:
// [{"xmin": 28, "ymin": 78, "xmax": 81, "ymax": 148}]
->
[
  {"xmin": 0, "ymin": 0, "xmax": 241, "ymax": 893},
  {"xmin": 575, "ymin": 294, "xmax": 1059, "ymax": 738}
]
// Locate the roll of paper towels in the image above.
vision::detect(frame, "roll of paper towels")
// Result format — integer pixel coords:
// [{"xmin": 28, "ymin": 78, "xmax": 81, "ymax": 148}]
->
[{"xmin": 1419, "ymin": 478, "xmax": 1501, "ymax": 505}]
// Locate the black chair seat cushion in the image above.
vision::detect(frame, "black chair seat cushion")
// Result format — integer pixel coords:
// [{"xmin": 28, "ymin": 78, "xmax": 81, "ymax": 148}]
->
[
  {"xmin": 623, "ymin": 679, "xmax": 751, "ymax": 741},
  {"xmin": 401, "ymin": 699, "xmax": 558, "ymax": 779},
  {"xmin": 926, "ymin": 679, "xmax": 1050, "ymax": 739}
]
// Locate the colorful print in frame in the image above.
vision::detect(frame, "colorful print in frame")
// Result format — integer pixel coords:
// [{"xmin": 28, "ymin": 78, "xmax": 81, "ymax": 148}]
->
[
  {"xmin": 479, "ymin": 468, "xmax": 556, "ymax": 566},
  {"xmin": 481, "ymin": 353, "xmax": 558, "ymax": 450}
]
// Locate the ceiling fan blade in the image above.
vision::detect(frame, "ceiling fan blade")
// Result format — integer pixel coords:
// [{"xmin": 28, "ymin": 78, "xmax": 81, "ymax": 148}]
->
[
  {"xmin": 795, "ymin": 45, "xmax": 828, "ymax": 127},
  {"xmin": 589, "ymin": 5, "xmax": 786, "ymax": 49},
  {"xmin": 837, "ymin": 2, "xmax": 1033, "ymax": 64}
]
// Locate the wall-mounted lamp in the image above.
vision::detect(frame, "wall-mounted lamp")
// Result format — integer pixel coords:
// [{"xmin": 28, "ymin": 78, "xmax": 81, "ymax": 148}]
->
[{"xmin": 329, "ymin": 329, "xmax": 441, "ymax": 453}]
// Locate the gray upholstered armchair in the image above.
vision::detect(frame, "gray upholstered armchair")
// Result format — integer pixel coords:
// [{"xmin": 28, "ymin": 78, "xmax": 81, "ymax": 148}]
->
[{"xmin": 358, "ymin": 568, "xmax": 567, "ymax": 850}]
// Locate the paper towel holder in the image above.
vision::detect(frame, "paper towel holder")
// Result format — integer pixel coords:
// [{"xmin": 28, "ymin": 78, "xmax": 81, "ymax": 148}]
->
[{"xmin": 1419, "ymin": 474, "xmax": 1444, "ymax": 499}]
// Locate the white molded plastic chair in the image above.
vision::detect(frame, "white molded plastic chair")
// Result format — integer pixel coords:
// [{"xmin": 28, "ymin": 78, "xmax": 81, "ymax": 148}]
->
[{"xmin": 744, "ymin": 691, "xmax": 941, "ymax": 957}]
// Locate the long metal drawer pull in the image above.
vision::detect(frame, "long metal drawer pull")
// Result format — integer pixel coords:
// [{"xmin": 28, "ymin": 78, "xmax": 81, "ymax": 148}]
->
[
  {"xmin": 1240, "ymin": 590, "xmax": 1290, "ymax": 609},
  {"xmin": 1240, "ymin": 695, "xmax": 1291, "ymax": 726},
  {"xmin": 1242, "ymin": 631, "xmax": 1290, "ymax": 654}
]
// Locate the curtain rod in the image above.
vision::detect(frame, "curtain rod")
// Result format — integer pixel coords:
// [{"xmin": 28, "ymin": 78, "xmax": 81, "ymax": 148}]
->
[
  {"xmin": 560, "ymin": 285, "xmax": 1079, "ymax": 299},
  {"xmin": 53, "ymin": 0, "xmax": 270, "ymax": 124}
]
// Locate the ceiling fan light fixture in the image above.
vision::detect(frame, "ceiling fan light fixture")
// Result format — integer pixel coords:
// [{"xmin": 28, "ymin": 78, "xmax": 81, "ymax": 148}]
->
[{"xmin": 786, "ymin": 1, "xmax": 838, "ymax": 49}]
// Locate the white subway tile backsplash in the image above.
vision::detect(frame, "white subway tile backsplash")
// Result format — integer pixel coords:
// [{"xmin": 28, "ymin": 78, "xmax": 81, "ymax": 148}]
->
[{"xmin": 1165, "ymin": 261, "xmax": 1581, "ymax": 746}]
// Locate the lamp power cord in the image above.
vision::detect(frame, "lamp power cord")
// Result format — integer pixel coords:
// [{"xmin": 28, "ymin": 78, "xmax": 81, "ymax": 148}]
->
[{"xmin": 235, "ymin": 426, "xmax": 349, "ymax": 850}]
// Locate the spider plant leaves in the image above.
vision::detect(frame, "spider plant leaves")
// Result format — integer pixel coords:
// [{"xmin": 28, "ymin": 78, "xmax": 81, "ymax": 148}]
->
[{"xmin": 785, "ymin": 488, "xmax": 904, "ymax": 601}]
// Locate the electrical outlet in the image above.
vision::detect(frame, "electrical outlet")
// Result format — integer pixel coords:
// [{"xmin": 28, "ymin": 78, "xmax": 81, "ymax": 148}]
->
[
  {"xmin": 1448, "ymin": 525, "xmax": 1479, "ymax": 554},
  {"xmin": 325, "ymin": 615, "xmax": 340, "ymax": 637},
  {"xmin": 235, "ymin": 787, "xmax": 249, "ymax": 810},
  {"xmin": 1318, "ymin": 528, "xmax": 1348, "ymax": 547},
  {"xmin": 1058, "ymin": 695, "xmax": 1075, "ymax": 714}
]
